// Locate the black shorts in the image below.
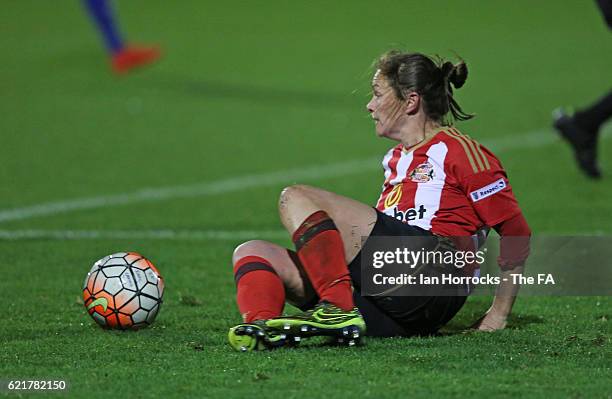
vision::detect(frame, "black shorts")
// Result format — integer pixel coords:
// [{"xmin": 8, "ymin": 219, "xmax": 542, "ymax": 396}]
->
[{"xmin": 347, "ymin": 210, "xmax": 468, "ymax": 337}]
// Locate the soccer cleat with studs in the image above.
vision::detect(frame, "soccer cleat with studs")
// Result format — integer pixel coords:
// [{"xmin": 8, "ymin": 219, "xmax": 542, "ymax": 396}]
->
[
  {"xmin": 265, "ymin": 301, "xmax": 366, "ymax": 346},
  {"xmin": 227, "ymin": 320, "xmax": 299, "ymax": 352}
]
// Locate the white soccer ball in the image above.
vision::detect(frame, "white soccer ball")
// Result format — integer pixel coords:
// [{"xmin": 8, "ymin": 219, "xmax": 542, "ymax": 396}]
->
[{"xmin": 82, "ymin": 252, "xmax": 165, "ymax": 329}]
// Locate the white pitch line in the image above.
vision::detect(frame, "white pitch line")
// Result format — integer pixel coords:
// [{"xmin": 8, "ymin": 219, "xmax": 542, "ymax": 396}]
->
[
  {"xmin": 0, "ymin": 229, "xmax": 288, "ymax": 241},
  {"xmin": 0, "ymin": 126, "xmax": 605, "ymax": 224},
  {"xmin": 0, "ymin": 157, "xmax": 378, "ymax": 224},
  {"xmin": 0, "ymin": 228, "xmax": 606, "ymax": 242}
]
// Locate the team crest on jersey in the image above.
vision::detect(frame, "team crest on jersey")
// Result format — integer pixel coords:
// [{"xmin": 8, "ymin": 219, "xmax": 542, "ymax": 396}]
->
[{"xmin": 408, "ymin": 162, "xmax": 435, "ymax": 183}]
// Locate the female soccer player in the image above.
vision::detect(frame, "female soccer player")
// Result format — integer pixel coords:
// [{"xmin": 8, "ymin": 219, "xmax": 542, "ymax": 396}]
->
[{"xmin": 228, "ymin": 51, "xmax": 531, "ymax": 351}]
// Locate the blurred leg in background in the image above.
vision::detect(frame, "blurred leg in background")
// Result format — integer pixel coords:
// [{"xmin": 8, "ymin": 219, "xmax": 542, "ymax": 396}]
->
[
  {"xmin": 83, "ymin": 0, "xmax": 161, "ymax": 74},
  {"xmin": 553, "ymin": 92, "xmax": 612, "ymax": 179},
  {"xmin": 597, "ymin": 0, "xmax": 612, "ymax": 27},
  {"xmin": 553, "ymin": 0, "xmax": 612, "ymax": 179}
]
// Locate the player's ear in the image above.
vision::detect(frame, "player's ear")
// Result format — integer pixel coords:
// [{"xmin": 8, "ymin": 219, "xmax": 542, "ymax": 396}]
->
[{"xmin": 404, "ymin": 92, "xmax": 420, "ymax": 115}]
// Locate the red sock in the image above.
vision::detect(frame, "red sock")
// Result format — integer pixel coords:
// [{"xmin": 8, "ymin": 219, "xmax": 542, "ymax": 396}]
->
[
  {"xmin": 234, "ymin": 256, "xmax": 285, "ymax": 323},
  {"xmin": 292, "ymin": 211, "xmax": 354, "ymax": 311}
]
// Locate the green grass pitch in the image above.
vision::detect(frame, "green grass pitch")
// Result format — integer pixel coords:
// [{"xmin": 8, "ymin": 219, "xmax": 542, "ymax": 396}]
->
[{"xmin": 1, "ymin": 1, "xmax": 610, "ymax": 398}]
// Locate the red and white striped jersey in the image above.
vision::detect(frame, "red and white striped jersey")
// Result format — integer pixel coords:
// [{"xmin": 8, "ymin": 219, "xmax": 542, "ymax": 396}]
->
[{"xmin": 375, "ymin": 127, "xmax": 522, "ymax": 236}]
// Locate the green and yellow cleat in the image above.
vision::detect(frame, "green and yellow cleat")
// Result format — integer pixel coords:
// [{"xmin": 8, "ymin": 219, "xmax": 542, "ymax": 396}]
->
[
  {"xmin": 265, "ymin": 302, "xmax": 366, "ymax": 346},
  {"xmin": 228, "ymin": 320, "xmax": 300, "ymax": 352}
]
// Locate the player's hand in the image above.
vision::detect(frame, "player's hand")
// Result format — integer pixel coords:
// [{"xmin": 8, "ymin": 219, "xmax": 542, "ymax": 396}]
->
[{"xmin": 471, "ymin": 310, "xmax": 507, "ymax": 332}]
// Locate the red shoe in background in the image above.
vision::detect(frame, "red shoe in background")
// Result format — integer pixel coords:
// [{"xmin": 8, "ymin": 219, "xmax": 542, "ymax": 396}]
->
[{"xmin": 111, "ymin": 46, "xmax": 161, "ymax": 75}]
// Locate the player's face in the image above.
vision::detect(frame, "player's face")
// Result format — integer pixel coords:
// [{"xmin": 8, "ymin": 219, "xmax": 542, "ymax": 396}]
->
[{"xmin": 366, "ymin": 70, "xmax": 405, "ymax": 139}]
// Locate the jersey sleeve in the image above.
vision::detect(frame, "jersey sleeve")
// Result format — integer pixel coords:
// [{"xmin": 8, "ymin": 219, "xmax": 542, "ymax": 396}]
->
[
  {"xmin": 494, "ymin": 212, "xmax": 531, "ymax": 270},
  {"xmin": 456, "ymin": 146, "xmax": 523, "ymax": 228}
]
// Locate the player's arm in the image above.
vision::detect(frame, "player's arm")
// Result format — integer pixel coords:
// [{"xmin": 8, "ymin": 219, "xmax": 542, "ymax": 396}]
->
[
  {"xmin": 472, "ymin": 212, "xmax": 531, "ymax": 331},
  {"xmin": 454, "ymin": 146, "xmax": 531, "ymax": 331}
]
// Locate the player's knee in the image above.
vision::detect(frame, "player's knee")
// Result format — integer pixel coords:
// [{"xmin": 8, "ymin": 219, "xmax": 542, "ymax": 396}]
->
[
  {"xmin": 232, "ymin": 240, "xmax": 275, "ymax": 266},
  {"xmin": 278, "ymin": 184, "xmax": 314, "ymax": 213},
  {"xmin": 279, "ymin": 184, "xmax": 306, "ymax": 204},
  {"xmin": 232, "ymin": 240, "xmax": 293, "ymax": 280}
]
